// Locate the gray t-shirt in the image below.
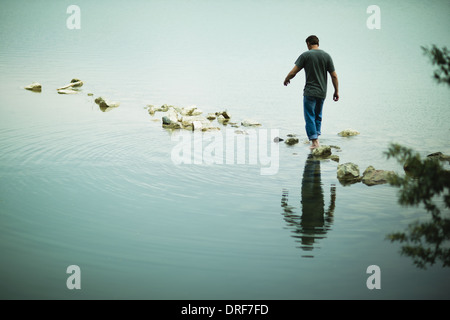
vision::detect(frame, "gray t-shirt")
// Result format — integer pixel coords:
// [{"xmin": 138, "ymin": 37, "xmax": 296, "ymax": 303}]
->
[{"xmin": 295, "ymin": 49, "xmax": 335, "ymax": 99}]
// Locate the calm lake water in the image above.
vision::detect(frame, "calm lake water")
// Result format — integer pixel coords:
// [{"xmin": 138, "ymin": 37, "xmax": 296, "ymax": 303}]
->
[{"xmin": 1, "ymin": 0, "xmax": 449, "ymax": 299}]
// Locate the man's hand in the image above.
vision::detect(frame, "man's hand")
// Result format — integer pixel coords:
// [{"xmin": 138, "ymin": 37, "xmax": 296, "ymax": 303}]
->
[
  {"xmin": 284, "ymin": 79, "xmax": 290, "ymax": 86},
  {"xmin": 333, "ymin": 91, "xmax": 339, "ymax": 101}
]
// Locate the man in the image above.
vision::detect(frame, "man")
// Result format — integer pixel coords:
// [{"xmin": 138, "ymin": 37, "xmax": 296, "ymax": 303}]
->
[{"xmin": 284, "ymin": 35, "xmax": 339, "ymax": 149}]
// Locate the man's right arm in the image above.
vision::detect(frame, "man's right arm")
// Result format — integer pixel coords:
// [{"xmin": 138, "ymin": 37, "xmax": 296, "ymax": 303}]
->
[
  {"xmin": 284, "ymin": 65, "xmax": 302, "ymax": 86},
  {"xmin": 330, "ymin": 71, "xmax": 339, "ymax": 101}
]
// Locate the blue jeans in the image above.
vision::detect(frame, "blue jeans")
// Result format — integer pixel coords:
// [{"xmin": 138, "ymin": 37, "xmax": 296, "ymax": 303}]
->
[{"xmin": 303, "ymin": 96, "xmax": 325, "ymax": 140}]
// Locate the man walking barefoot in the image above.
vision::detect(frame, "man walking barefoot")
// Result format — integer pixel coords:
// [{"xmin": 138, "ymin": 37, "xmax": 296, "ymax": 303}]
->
[{"xmin": 284, "ymin": 35, "xmax": 339, "ymax": 149}]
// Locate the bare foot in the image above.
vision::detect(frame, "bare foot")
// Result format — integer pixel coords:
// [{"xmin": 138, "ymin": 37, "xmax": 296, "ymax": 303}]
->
[{"xmin": 309, "ymin": 139, "xmax": 320, "ymax": 149}]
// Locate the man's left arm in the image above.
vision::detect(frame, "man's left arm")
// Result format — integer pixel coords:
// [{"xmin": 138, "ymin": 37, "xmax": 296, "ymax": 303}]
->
[{"xmin": 284, "ymin": 65, "xmax": 302, "ymax": 86}]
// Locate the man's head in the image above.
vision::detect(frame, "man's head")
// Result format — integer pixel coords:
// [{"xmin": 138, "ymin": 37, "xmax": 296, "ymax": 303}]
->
[{"xmin": 306, "ymin": 35, "xmax": 319, "ymax": 49}]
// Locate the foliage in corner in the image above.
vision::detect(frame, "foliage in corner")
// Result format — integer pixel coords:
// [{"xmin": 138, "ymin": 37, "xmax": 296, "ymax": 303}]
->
[
  {"xmin": 421, "ymin": 45, "xmax": 450, "ymax": 85},
  {"xmin": 385, "ymin": 144, "xmax": 450, "ymax": 269}
]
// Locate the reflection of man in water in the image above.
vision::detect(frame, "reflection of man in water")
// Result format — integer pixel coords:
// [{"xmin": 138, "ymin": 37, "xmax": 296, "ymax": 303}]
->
[
  {"xmin": 281, "ymin": 155, "xmax": 335, "ymax": 253},
  {"xmin": 300, "ymin": 154, "xmax": 334, "ymax": 250}
]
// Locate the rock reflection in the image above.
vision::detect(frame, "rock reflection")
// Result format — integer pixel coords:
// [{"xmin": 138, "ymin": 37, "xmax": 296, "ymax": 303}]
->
[{"xmin": 281, "ymin": 154, "xmax": 336, "ymax": 257}]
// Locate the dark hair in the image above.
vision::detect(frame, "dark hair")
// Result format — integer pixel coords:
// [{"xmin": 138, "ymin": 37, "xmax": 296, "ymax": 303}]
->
[{"xmin": 305, "ymin": 35, "xmax": 319, "ymax": 46}]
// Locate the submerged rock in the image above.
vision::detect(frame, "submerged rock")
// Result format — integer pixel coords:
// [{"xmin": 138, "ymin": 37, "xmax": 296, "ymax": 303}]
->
[
  {"xmin": 180, "ymin": 106, "xmax": 203, "ymax": 116},
  {"xmin": 241, "ymin": 119, "xmax": 261, "ymax": 127},
  {"xmin": 338, "ymin": 129, "xmax": 360, "ymax": 137},
  {"xmin": 217, "ymin": 114, "xmax": 229, "ymax": 124},
  {"xmin": 329, "ymin": 155, "xmax": 340, "ymax": 162},
  {"xmin": 403, "ymin": 152, "xmax": 450, "ymax": 174},
  {"xmin": 159, "ymin": 104, "xmax": 170, "ymax": 112},
  {"xmin": 57, "ymin": 89, "xmax": 78, "ymax": 94},
  {"xmin": 162, "ymin": 114, "xmax": 180, "ymax": 128},
  {"xmin": 193, "ymin": 120, "xmax": 220, "ymax": 132},
  {"xmin": 70, "ymin": 78, "xmax": 83, "ymax": 87},
  {"xmin": 284, "ymin": 137, "xmax": 299, "ymax": 146},
  {"xmin": 161, "ymin": 107, "xmax": 182, "ymax": 129},
  {"xmin": 310, "ymin": 145, "xmax": 339, "ymax": 162},
  {"xmin": 427, "ymin": 152, "xmax": 450, "ymax": 162},
  {"xmin": 157, "ymin": 107, "xmax": 221, "ymax": 131},
  {"xmin": 337, "ymin": 162, "xmax": 361, "ymax": 184},
  {"xmin": 94, "ymin": 96, "xmax": 120, "ymax": 112},
  {"xmin": 24, "ymin": 82, "xmax": 42, "ymax": 92},
  {"xmin": 57, "ymin": 80, "xmax": 83, "ymax": 91},
  {"xmin": 218, "ymin": 111, "xmax": 231, "ymax": 119},
  {"xmin": 155, "ymin": 104, "xmax": 171, "ymax": 112},
  {"xmin": 147, "ymin": 104, "xmax": 171, "ymax": 114},
  {"xmin": 162, "ymin": 121, "xmax": 182, "ymax": 129},
  {"xmin": 94, "ymin": 97, "xmax": 105, "ymax": 104},
  {"xmin": 161, "ymin": 116, "xmax": 172, "ymax": 125},
  {"xmin": 147, "ymin": 105, "xmax": 156, "ymax": 115},
  {"xmin": 167, "ymin": 107, "xmax": 180, "ymax": 122},
  {"xmin": 215, "ymin": 111, "xmax": 231, "ymax": 124},
  {"xmin": 361, "ymin": 166, "xmax": 394, "ymax": 186},
  {"xmin": 181, "ymin": 115, "xmax": 211, "ymax": 130},
  {"xmin": 192, "ymin": 120, "xmax": 203, "ymax": 131}
]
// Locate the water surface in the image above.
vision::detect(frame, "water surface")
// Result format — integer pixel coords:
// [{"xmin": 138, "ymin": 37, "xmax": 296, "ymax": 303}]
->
[{"xmin": 1, "ymin": 0, "xmax": 450, "ymax": 299}]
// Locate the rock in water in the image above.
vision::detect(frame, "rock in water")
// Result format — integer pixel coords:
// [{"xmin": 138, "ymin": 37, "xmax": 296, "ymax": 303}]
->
[
  {"xmin": 311, "ymin": 145, "xmax": 332, "ymax": 157},
  {"xmin": 161, "ymin": 107, "xmax": 183, "ymax": 129},
  {"xmin": 427, "ymin": 152, "xmax": 450, "ymax": 162},
  {"xmin": 337, "ymin": 162, "xmax": 361, "ymax": 183},
  {"xmin": 216, "ymin": 111, "xmax": 231, "ymax": 119},
  {"xmin": 57, "ymin": 80, "xmax": 83, "ymax": 91},
  {"xmin": 94, "ymin": 96, "xmax": 120, "ymax": 111},
  {"xmin": 147, "ymin": 105, "xmax": 156, "ymax": 115},
  {"xmin": 180, "ymin": 106, "xmax": 203, "ymax": 116},
  {"xmin": 162, "ymin": 119, "xmax": 182, "ymax": 129},
  {"xmin": 192, "ymin": 120, "xmax": 203, "ymax": 131},
  {"xmin": 273, "ymin": 137, "xmax": 284, "ymax": 143},
  {"xmin": 162, "ymin": 116, "xmax": 172, "ymax": 125},
  {"xmin": 217, "ymin": 115, "xmax": 229, "ymax": 124},
  {"xmin": 361, "ymin": 166, "xmax": 394, "ymax": 186},
  {"xmin": 166, "ymin": 107, "xmax": 180, "ymax": 122},
  {"xmin": 70, "ymin": 79, "xmax": 83, "ymax": 87},
  {"xmin": 284, "ymin": 137, "xmax": 299, "ymax": 146},
  {"xmin": 338, "ymin": 129, "xmax": 360, "ymax": 137},
  {"xmin": 25, "ymin": 82, "xmax": 42, "ymax": 92},
  {"xmin": 206, "ymin": 113, "xmax": 217, "ymax": 120},
  {"xmin": 157, "ymin": 104, "xmax": 170, "ymax": 112},
  {"xmin": 181, "ymin": 115, "xmax": 210, "ymax": 130},
  {"xmin": 241, "ymin": 119, "xmax": 261, "ymax": 127},
  {"xmin": 221, "ymin": 111, "xmax": 231, "ymax": 119}
]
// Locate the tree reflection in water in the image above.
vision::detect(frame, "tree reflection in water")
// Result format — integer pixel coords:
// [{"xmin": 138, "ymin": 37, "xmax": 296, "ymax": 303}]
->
[{"xmin": 281, "ymin": 154, "xmax": 336, "ymax": 257}]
